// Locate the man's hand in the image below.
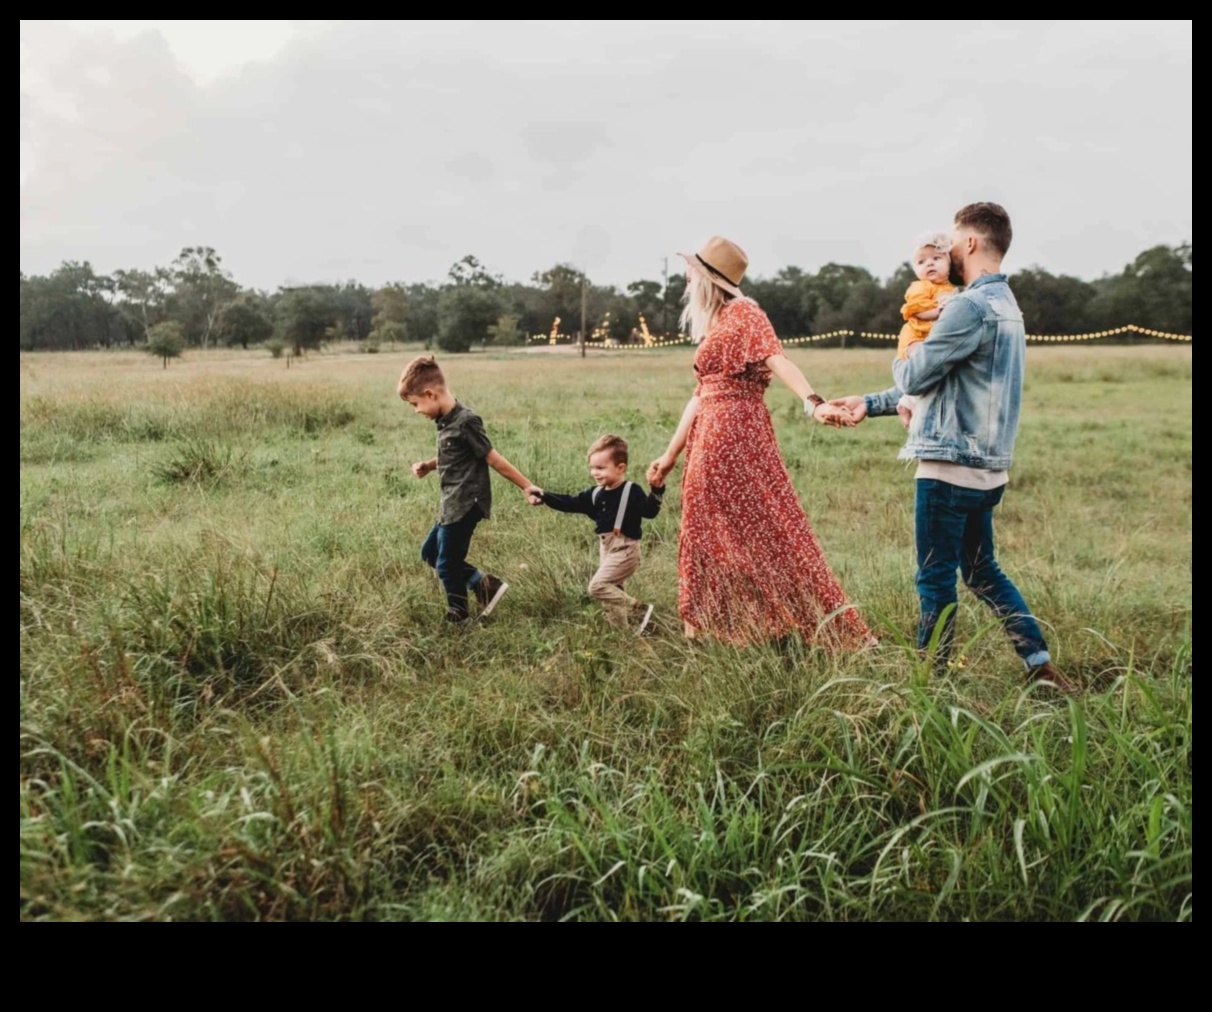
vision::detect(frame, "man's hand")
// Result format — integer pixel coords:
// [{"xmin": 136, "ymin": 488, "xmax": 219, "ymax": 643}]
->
[
  {"xmin": 896, "ymin": 404, "xmax": 913, "ymax": 429},
  {"xmin": 525, "ymin": 485, "xmax": 544, "ymax": 506},
  {"xmin": 811, "ymin": 403, "xmax": 856, "ymax": 428},
  {"xmin": 411, "ymin": 460, "xmax": 435, "ymax": 478},
  {"xmin": 828, "ymin": 396, "xmax": 868, "ymax": 424}
]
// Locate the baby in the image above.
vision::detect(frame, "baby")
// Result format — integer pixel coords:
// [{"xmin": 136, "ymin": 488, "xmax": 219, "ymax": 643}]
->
[{"xmin": 897, "ymin": 231, "xmax": 957, "ymax": 426}]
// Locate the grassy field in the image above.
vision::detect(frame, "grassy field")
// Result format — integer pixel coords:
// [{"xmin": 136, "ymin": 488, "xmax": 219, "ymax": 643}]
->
[{"xmin": 19, "ymin": 342, "xmax": 1192, "ymax": 921}]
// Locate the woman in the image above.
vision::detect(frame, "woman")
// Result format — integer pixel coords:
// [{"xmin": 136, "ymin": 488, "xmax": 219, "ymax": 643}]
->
[{"xmin": 647, "ymin": 236, "xmax": 874, "ymax": 649}]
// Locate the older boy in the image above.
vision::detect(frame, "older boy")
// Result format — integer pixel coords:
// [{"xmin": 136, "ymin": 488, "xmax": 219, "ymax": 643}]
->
[{"xmin": 398, "ymin": 355, "xmax": 536, "ymax": 624}]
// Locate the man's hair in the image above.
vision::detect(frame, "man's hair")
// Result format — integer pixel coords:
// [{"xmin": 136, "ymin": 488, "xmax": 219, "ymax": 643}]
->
[
  {"xmin": 398, "ymin": 355, "xmax": 446, "ymax": 397},
  {"xmin": 954, "ymin": 202, "xmax": 1013, "ymax": 257},
  {"xmin": 588, "ymin": 433, "xmax": 628, "ymax": 465}
]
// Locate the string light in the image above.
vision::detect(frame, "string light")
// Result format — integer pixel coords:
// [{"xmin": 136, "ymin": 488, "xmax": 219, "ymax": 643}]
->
[
  {"xmin": 533, "ymin": 322, "xmax": 1190, "ymax": 348},
  {"xmin": 782, "ymin": 330, "xmax": 856, "ymax": 346},
  {"xmin": 858, "ymin": 324, "xmax": 1190, "ymax": 344}
]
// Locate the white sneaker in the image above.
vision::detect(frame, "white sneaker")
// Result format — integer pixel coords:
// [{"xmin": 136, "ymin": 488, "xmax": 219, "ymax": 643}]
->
[{"xmin": 636, "ymin": 603, "xmax": 655, "ymax": 637}]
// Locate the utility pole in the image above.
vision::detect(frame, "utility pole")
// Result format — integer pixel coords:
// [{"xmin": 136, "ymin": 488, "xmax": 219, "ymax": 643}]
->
[
  {"xmin": 579, "ymin": 271, "xmax": 587, "ymax": 359},
  {"xmin": 662, "ymin": 257, "xmax": 669, "ymax": 335}
]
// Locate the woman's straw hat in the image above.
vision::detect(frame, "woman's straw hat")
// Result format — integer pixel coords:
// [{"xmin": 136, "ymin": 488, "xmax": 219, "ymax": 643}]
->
[{"xmin": 678, "ymin": 235, "xmax": 747, "ymax": 297}]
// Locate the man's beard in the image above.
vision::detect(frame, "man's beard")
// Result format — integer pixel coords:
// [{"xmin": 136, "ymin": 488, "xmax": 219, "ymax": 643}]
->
[{"xmin": 948, "ymin": 257, "xmax": 965, "ymax": 287}]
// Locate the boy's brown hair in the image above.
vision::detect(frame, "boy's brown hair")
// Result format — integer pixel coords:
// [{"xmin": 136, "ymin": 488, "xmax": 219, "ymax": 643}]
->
[
  {"xmin": 398, "ymin": 355, "xmax": 446, "ymax": 397},
  {"xmin": 954, "ymin": 202, "xmax": 1013, "ymax": 257},
  {"xmin": 588, "ymin": 433, "xmax": 628, "ymax": 465}
]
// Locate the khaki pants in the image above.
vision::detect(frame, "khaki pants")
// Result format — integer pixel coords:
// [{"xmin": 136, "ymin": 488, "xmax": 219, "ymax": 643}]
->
[{"xmin": 588, "ymin": 533, "xmax": 644, "ymax": 628}]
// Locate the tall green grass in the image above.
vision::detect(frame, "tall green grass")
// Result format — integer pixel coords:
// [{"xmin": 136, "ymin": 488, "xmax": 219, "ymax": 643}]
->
[{"xmin": 20, "ymin": 345, "xmax": 1191, "ymax": 920}]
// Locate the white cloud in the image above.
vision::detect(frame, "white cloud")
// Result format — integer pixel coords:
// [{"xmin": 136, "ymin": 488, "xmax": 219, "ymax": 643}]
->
[{"xmin": 19, "ymin": 19, "xmax": 1192, "ymax": 290}]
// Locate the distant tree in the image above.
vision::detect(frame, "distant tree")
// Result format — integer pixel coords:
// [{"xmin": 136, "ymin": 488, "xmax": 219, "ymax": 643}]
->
[
  {"xmin": 19, "ymin": 261, "xmax": 121, "ymax": 350},
  {"xmin": 436, "ymin": 285, "xmax": 502, "ymax": 353},
  {"xmin": 858, "ymin": 263, "xmax": 918, "ymax": 337},
  {"xmin": 434, "ymin": 256, "xmax": 506, "ymax": 352},
  {"xmin": 404, "ymin": 283, "xmax": 441, "ymax": 348},
  {"xmin": 145, "ymin": 321, "xmax": 185, "ymax": 368},
  {"xmin": 820, "ymin": 277, "xmax": 885, "ymax": 336},
  {"xmin": 531, "ymin": 264, "xmax": 587, "ymax": 338},
  {"xmin": 486, "ymin": 313, "xmax": 524, "ymax": 347},
  {"xmin": 626, "ymin": 279, "xmax": 662, "ymax": 323},
  {"xmin": 276, "ymin": 287, "xmax": 335, "ymax": 356},
  {"xmin": 113, "ymin": 267, "xmax": 170, "ymax": 344},
  {"xmin": 17, "ymin": 240, "xmax": 1193, "ymax": 356},
  {"xmin": 218, "ymin": 294, "xmax": 274, "ymax": 348},
  {"xmin": 447, "ymin": 254, "xmax": 502, "ymax": 289},
  {"xmin": 1009, "ymin": 268, "xmax": 1096, "ymax": 335},
  {"xmin": 330, "ymin": 282, "xmax": 375, "ymax": 342},
  {"xmin": 747, "ymin": 266, "xmax": 817, "ymax": 337},
  {"xmin": 370, "ymin": 282, "xmax": 409, "ymax": 344},
  {"xmin": 1088, "ymin": 243, "xmax": 1192, "ymax": 334},
  {"xmin": 167, "ymin": 247, "xmax": 238, "ymax": 347}
]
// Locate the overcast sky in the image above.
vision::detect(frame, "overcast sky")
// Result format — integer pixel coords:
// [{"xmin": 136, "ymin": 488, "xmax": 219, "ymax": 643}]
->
[{"xmin": 20, "ymin": 20, "xmax": 1192, "ymax": 291}]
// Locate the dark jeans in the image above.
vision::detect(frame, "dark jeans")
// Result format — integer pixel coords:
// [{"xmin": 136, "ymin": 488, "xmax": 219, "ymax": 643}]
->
[
  {"xmin": 421, "ymin": 510, "xmax": 484, "ymax": 619},
  {"xmin": 914, "ymin": 478, "xmax": 1050, "ymax": 669}
]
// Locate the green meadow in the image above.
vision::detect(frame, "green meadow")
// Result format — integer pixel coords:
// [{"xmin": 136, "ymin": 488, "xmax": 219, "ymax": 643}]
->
[{"xmin": 20, "ymin": 343, "xmax": 1191, "ymax": 920}]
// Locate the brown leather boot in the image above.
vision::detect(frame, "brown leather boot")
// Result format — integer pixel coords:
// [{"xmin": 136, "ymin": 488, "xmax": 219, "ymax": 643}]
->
[{"xmin": 1028, "ymin": 661, "xmax": 1080, "ymax": 697}]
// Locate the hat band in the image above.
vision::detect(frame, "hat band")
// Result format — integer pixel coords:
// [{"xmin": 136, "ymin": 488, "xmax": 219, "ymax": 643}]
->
[{"xmin": 695, "ymin": 254, "xmax": 741, "ymax": 288}]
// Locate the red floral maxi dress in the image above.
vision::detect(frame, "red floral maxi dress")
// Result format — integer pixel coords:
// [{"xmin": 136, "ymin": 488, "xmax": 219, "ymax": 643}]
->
[{"xmin": 678, "ymin": 298, "xmax": 873, "ymax": 648}]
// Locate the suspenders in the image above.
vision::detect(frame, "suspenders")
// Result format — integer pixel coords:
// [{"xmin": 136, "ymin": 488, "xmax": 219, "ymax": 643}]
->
[{"xmin": 591, "ymin": 481, "xmax": 634, "ymax": 536}]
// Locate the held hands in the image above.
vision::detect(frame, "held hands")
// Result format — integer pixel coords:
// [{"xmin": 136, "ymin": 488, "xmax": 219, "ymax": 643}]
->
[
  {"xmin": 411, "ymin": 460, "xmax": 435, "ymax": 478},
  {"xmin": 646, "ymin": 454, "xmax": 676, "ymax": 487},
  {"xmin": 811, "ymin": 402, "xmax": 857, "ymax": 428},
  {"xmin": 524, "ymin": 485, "xmax": 545, "ymax": 506},
  {"xmin": 827, "ymin": 396, "xmax": 868, "ymax": 424}
]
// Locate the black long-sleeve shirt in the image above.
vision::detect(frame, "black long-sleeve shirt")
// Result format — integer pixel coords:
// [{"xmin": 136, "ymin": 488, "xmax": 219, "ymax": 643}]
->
[{"xmin": 540, "ymin": 481, "xmax": 664, "ymax": 540}]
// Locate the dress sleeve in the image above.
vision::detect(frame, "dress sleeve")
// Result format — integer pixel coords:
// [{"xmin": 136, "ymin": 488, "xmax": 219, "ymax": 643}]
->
[
  {"xmin": 716, "ymin": 299, "xmax": 783, "ymax": 376},
  {"xmin": 901, "ymin": 281, "xmax": 937, "ymax": 322}
]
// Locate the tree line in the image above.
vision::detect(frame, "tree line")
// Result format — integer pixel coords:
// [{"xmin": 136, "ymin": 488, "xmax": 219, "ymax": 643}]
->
[{"xmin": 19, "ymin": 242, "xmax": 1192, "ymax": 357}]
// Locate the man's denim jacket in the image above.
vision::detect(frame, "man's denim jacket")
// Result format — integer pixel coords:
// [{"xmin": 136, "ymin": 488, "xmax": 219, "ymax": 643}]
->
[{"xmin": 866, "ymin": 273, "xmax": 1025, "ymax": 470}]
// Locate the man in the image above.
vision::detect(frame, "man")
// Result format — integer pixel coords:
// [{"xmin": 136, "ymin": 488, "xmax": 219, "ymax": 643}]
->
[{"xmin": 833, "ymin": 202, "xmax": 1078, "ymax": 695}]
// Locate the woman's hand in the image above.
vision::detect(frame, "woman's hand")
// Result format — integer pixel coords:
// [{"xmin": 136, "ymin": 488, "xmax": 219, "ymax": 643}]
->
[
  {"xmin": 811, "ymin": 403, "xmax": 856, "ymax": 428},
  {"xmin": 647, "ymin": 454, "xmax": 677, "ymax": 486}
]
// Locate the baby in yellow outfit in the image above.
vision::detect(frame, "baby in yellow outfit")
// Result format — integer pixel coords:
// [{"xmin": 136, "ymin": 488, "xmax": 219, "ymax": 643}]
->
[{"xmin": 897, "ymin": 231, "xmax": 957, "ymax": 425}]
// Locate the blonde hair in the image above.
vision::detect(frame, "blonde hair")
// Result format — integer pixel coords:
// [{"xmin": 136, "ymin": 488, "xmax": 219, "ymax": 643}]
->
[
  {"xmin": 398, "ymin": 355, "xmax": 446, "ymax": 397},
  {"xmin": 914, "ymin": 230, "xmax": 952, "ymax": 255},
  {"xmin": 588, "ymin": 433, "xmax": 628, "ymax": 465},
  {"xmin": 680, "ymin": 265, "xmax": 732, "ymax": 344}
]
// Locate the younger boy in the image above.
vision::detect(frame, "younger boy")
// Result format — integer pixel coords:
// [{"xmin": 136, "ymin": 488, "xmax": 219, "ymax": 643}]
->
[
  {"xmin": 398, "ymin": 355, "xmax": 536, "ymax": 624},
  {"xmin": 528, "ymin": 434, "xmax": 664, "ymax": 635}
]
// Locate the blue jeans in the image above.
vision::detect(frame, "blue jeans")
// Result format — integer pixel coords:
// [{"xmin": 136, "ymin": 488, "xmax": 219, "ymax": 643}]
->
[
  {"xmin": 420, "ymin": 510, "xmax": 483, "ymax": 619},
  {"xmin": 914, "ymin": 479, "xmax": 1050, "ymax": 669}
]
